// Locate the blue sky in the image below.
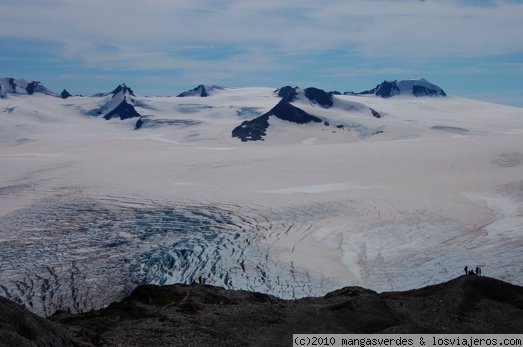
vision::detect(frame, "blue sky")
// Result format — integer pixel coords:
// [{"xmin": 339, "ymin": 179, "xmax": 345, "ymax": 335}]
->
[{"xmin": 1, "ymin": 0, "xmax": 522, "ymax": 106}]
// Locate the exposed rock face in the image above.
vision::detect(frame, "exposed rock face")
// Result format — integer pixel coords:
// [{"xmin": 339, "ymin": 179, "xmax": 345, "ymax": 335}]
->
[
  {"xmin": 60, "ymin": 89, "xmax": 72, "ymax": 99},
  {"xmin": 373, "ymin": 81, "xmax": 401, "ymax": 98},
  {"xmin": 1, "ymin": 276, "xmax": 521, "ymax": 346},
  {"xmin": 110, "ymin": 83, "xmax": 135, "ymax": 97},
  {"xmin": 25, "ymin": 81, "xmax": 40, "ymax": 95},
  {"xmin": 8, "ymin": 78, "xmax": 16, "ymax": 91},
  {"xmin": 304, "ymin": 87, "xmax": 333, "ymax": 107},
  {"xmin": 103, "ymin": 97, "xmax": 141, "ymax": 120},
  {"xmin": 232, "ymin": 114, "xmax": 270, "ymax": 141},
  {"xmin": 232, "ymin": 99, "xmax": 322, "ymax": 141},
  {"xmin": 0, "ymin": 296, "xmax": 84, "ymax": 346},
  {"xmin": 275, "ymin": 85, "xmax": 297, "ymax": 102},
  {"xmin": 274, "ymin": 86, "xmax": 334, "ymax": 107},
  {"xmin": 370, "ymin": 108, "xmax": 381, "ymax": 118}
]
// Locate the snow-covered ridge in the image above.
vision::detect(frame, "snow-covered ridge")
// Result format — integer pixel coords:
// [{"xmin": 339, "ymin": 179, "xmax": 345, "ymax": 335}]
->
[
  {"xmin": 177, "ymin": 84, "xmax": 225, "ymax": 97},
  {"xmin": 0, "ymin": 77, "xmax": 57, "ymax": 97},
  {"xmin": 232, "ymin": 85, "xmax": 382, "ymax": 141}
]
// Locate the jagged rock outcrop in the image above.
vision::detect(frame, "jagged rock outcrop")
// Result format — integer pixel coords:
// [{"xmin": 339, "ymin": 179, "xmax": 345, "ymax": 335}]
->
[
  {"xmin": 275, "ymin": 85, "xmax": 298, "ymax": 102},
  {"xmin": 304, "ymin": 87, "xmax": 333, "ymax": 107},
  {"xmin": 60, "ymin": 89, "xmax": 72, "ymax": 99},
  {"xmin": 274, "ymin": 86, "xmax": 334, "ymax": 107},
  {"xmin": 360, "ymin": 78, "xmax": 446, "ymax": 98},
  {"xmin": 370, "ymin": 108, "xmax": 381, "ymax": 118},
  {"xmin": 1, "ymin": 275, "xmax": 519, "ymax": 346},
  {"xmin": 0, "ymin": 296, "xmax": 85, "ymax": 346},
  {"xmin": 110, "ymin": 83, "xmax": 135, "ymax": 97},
  {"xmin": 232, "ymin": 99, "xmax": 322, "ymax": 141}
]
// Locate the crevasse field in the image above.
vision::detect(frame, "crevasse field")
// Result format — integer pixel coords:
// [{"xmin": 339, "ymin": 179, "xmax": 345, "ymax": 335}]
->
[{"xmin": 1, "ymin": 84, "xmax": 523, "ymax": 316}]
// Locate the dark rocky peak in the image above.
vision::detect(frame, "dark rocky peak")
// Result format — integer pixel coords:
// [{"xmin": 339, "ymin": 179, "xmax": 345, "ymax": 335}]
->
[
  {"xmin": 177, "ymin": 84, "xmax": 224, "ymax": 97},
  {"xmin": 111, "ymin": 83, "xmax": 135, "ymax": 97},
  {"xmin": 375, "ymin": 80, "xmax": 400, "ymax": 98},
  {"xmin": 60, "ymin": 89, "xmax": 72, "ymax": 99},
  {"xmin": 270, "ymin": 98, "xmax": 323, "ymax": 124},
  {"xmin": 232, "ymin": 114, "xmax": 270, "ymax": 141},
  {"xmin": 232, "ymin": 99, "xmax": 322, "ymax": 141},
  {"xmin": 274, "ymin": 86, "xmax": 334, "ymax": 107},
  {"xmin": 8, "ymin": 78, "xmax": 16, "ymax": 91},
  {"xmin": 360, "ymin": 80, "xmax": 400, "ymax": 98},
  {"xmin": 275, "ymin": 85, "xmax": 298, "ymax": 102},
  {"xmin": 103, "ymin": 96, "xmax": 141, "ymax": 120},
  {"xmin": 304, "ymin": 87, "xmax": 333, "ymax": 107},
  {"xmin": 25, "ymin": 81, "xmax": 41, "ymax": 95}
]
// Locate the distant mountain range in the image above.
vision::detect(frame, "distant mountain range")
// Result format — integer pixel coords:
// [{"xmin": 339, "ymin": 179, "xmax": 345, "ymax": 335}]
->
[
  {"xmin": 0, "ymin": 76, "xmax": 447, "ymax": 101},
  {"xmin": 0, "ymin": 76, "xmax": 449, "ymax": 143}
]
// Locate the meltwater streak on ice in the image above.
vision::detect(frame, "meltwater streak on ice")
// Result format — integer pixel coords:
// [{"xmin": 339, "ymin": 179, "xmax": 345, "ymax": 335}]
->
[{"xmin": 0, "ymin": 194, "xmax": 338, "ymax": 316}]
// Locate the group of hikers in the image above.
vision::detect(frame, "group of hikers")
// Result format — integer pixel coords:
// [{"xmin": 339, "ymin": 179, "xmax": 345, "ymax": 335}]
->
[{"xmin": 464, "ymin": 265, "xmax": 482, "ymax": 276}]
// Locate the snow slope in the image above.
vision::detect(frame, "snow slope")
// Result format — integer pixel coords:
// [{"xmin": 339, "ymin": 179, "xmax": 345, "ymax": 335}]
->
[{"xmin": 1, "ymin": 83, "xmax": 523, "ymax": 316}]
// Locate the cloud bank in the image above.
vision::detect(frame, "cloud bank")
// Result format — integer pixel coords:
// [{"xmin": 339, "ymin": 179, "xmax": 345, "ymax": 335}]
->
[{"xmin": 1, "ymin": 0, "xmax": 522, "ymax": 104}]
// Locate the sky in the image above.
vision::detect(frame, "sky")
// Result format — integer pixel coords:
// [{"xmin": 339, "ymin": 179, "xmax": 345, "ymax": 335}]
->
[{"xmin": 1, "ymin": 0, "xmax": 522, "ymax": 106}]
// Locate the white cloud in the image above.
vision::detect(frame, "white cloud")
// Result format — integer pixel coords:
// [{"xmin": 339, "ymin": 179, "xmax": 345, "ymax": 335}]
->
[
  {"xmin": 0, "ymin": 0, "xmax": 522, "ymax": 71},
  {"xmin": 0, "ymin": 0, "xmax": 523, "ymax": 98}
]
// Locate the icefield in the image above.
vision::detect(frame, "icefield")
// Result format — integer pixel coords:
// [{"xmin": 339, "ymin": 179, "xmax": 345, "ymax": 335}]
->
[{"xmin": 1, "ymin": 82, "xmax": 523, "ymax": 316}]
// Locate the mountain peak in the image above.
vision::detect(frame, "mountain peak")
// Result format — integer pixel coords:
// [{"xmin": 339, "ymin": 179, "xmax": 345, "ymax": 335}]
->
[
  {"xmin": 91, "ymin": 84, "xmax": 142, "ymax": 120},
  {"xmin": 60, "ymin": 89, "xmax": 72, "ymax": 99},
  {"xmin": 177, "ymin": 84, "xmax": 225, "ymax": 97},
  {"xmin": 360, "ymin": 78, "xmax": 446, "ymax": 98},
  {"xmin": 274, "ymin": 86, "xmax": 334, "ymax": 107},
  {"xmin": 110, "ymin": 83, "xmax": 135, "ymax": 97},
  {"xmin": 232, "ymin": 98, "xmax": 322, "ymax": 141},
  {"xmin": 0, "ymin": 77, "xmax": 57, "ymax": 97}
]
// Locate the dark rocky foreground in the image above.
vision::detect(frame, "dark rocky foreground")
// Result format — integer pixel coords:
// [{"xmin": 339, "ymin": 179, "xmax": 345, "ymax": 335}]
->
[{"xmin": 1, "ymin": 275, "xmax": 522, "ymax": 346}]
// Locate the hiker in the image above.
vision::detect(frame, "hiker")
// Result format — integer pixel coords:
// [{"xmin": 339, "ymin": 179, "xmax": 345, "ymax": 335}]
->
[
  {"xmin": 475, "ymin": 267, "xmax": 481, "ymax": 276},
  {"xmin": 468, "ymin": 269, "xmax": 476, "ymax": 276},
  {"xmin": 464, "ymin": 266, "xmax": 468, "ymax": 275}
]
